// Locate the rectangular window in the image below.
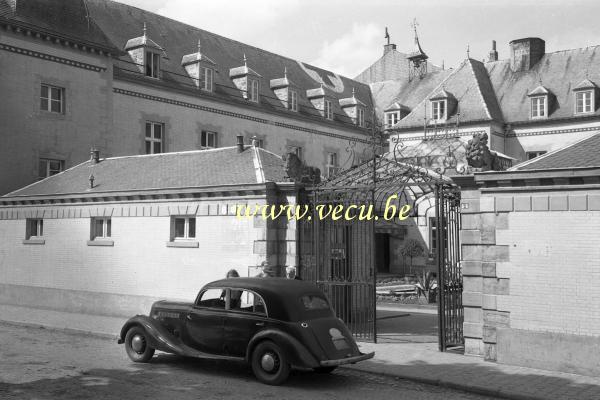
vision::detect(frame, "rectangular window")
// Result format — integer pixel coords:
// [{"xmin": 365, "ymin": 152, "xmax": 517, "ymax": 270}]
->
[
  {"xmin": 531, "ymin": 96, "xmax": 546, "ymax": 118},
  {"xmin": 324, "ymin": 100, "xmax": 333, "ymax": 120},
  {"xmin": 431, "ymin": 100, "xmax": 446, "ymax": 121},
  {"xmin": 145, "ymin": 51, "xmax": 160, "ymax": 78},
  {"xmin": 575, "ymin": 91, "xmax": 593, "ymax": 114},
  {"xmin": 91, "ymin": 217, "xmax": 111, "ymax": 240},
  {"xmin": 289, "ymin": 90, "xmax": 298, "ymax": 111},
  {"xmin": 526, "ymin": 151, "xmax": 547, "ymax": 160},
  {"xmin": 254, "ymin": 138, "xmax": 264, "ymax": 148},
  {"xmin": 145, "ymin": 122, "xmax": 163, "ymax": 154},
  {"xmin": 173, "ymin": 216, "xmax": 196, "ymax": 240},
  {"xmin": 40, "ymin": 84, "xmax": 65, "ymax": 113},
  {"xmin": 26, "ymin": 219, "xmax": 43, "ymax": 239},
  {"xmin": 200, "ymin": 67, "xmax": 213, "ymax": 91},
  {"xmin": 357, "ymin": 107, "xmax": 365, "ymax": 127},
  {"xmin": 38, "ymin": 158, "xmax": 64, "ymax": 179},
  {"xmin": 201, "ymin": 131, "xmax": 217, "ymax": 149},
  {"xmin": 250, "ymin": 79, "xmax": 259, "ymax": 102},
  {"xmin": 385, "ymin": 111, "xmax": 400, "ymax": 128},
  {"xmin": 326, "ymin": 152, "xmax": 340, "ymax": 178}
]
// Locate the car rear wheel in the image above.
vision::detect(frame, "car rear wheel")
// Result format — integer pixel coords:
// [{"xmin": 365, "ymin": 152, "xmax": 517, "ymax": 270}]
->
[
  {"xmin": 251, "ymin": 340, "xmax": 290, "ymax": 385},
  {"xmin": 314, "ymin": 366, "xmax": 337, "ymax": 374},
  {"xmin": 124, "ymin": 326, "xmax": 155, "ymax": 363}
]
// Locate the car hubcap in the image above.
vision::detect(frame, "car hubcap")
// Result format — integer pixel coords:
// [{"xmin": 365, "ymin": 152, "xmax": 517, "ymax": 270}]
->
[
  {"xmin": 131, "ymin": 334, "xmax": 145, "ymax": 353},
  {"xmin": 261, "ymin": 353, "xmax": 277, "ymax": 372}
]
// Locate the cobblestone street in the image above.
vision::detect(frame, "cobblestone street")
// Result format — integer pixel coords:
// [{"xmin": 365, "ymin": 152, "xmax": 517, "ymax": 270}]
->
[{"xmin": 0, "ymin": 323, "xmax": 497, "ymax": 400}]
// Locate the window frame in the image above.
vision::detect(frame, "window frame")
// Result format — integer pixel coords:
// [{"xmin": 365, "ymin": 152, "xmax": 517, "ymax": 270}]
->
[
  {"xmin": 324, "ymin": 99, "xmax": 333, "ymax": 120},
  {"xmin": 526, "ymin": 151, "xmax": 547, "ymax": 160},
  {"xmin": 200, "ymin": 130, "xmax": 218, "ymax": 149},
  {"xmin": 167, "ymin": 215, "xmax": 199, "ymax": 248},
  {"xmin": 88, "ymin": 217, "xmax": 114, "ymax": 246},
  {"xmin": 431, "ymin": 99, "xmax": 447, "ymax": 121},
  {"xmin": 384, "ymin": 111, "xmax": 400, "ymax": 129},
  {"xmin": 38, "ymin": 158, "xmax": 64, "ymax": 179},
  {"xmin": 145, "ymin": 51, "xmax": 161, "ymax": 79},
  {"xmin": 24, "ymin": 218, "xmax": 45, "ymax": 245},
  {"xmin": 227, "ymin": 288, "xmax": 268, "ymax": 315},
  {"xmin": 530, "ymin": 96, "xmax": 547, "ymax": 119},
  {"xmin": 249, "ymin": 79, "xmax": 260, "ymax": 103},
  {"xmin": 575, "ymin": 90, "xmax": 594, "ymax": 114},
  {"xmin": 357, "ymin": 107, "xmax": 365, "ymax": 127},
  {"xmin": 289, "ymin": 90, "xmax": 298, "ymax": 112},
  {"xmin": 326, "ymin": 152, "xmax": 340, "ymax": 178},
  {"xmin": 200, "ymin": 66, "xmax": 213, "ymax": 92},
  {"xmin": 145, "ymin": 121, "xmax": 164, "ymax": 154},
  {"xmin": 40, "ymin": 84, "xmax": 65, "ymax": 114}
]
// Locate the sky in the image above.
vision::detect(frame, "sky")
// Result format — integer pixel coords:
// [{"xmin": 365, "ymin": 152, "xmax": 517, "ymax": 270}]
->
[{"xmin": 117, "ymin": 0, "xmax": 600, "ymax": 79}]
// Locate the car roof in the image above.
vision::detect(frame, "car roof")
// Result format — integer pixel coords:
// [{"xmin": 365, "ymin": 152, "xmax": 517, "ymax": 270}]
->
[{"xmin": 203, "ymin": 277, "xmax": 328, "ymax": 321}]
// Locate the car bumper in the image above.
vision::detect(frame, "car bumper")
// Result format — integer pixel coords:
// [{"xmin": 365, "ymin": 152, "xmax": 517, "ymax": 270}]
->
[{"xmin": 320, "ymin": 351, "xmax": 375, "ymax": 367}]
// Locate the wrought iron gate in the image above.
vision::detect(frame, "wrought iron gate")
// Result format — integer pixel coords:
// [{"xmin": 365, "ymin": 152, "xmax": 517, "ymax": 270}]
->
[
  {"xmin": 298, "ymin": 158, "xmax": 463, "ymax": 349},
  {"xmin": 298, "ymin": 188, "xmax": 376, "ymax": 341},
  {"xmin": 435, "ymin": 184, "xmax": 463, "ymax": 351}
]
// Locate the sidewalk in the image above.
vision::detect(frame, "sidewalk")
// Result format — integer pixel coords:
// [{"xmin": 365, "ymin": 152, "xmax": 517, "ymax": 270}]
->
[{"xmin": 1, "ymin": 303, "xmax": 599, "ymax": 400}]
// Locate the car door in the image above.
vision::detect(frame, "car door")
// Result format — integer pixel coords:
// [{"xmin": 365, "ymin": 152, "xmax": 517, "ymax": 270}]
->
[
  {"xmin": 184, "ymin": 288, "xmax": 227, "ymax": 354},
  {"xmin": 223, "ymin": 289, "xmax": 268, "ymax": 357}
]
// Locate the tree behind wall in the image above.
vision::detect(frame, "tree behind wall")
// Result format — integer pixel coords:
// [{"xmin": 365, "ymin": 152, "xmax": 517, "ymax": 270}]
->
[{"xmin": 400, "ymin": 239, "xmax": 424, "ymax": 274}]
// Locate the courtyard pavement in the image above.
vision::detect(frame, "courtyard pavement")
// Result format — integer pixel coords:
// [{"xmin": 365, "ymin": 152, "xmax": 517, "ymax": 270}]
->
[{"xmin": 0, "ymin": 303, "xmax": 598, "ymax": 400}]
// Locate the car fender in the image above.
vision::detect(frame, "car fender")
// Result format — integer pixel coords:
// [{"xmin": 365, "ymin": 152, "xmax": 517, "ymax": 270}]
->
[{"xmin": 246, "ymin": 329, "xmax": 320, "ymax": 368}]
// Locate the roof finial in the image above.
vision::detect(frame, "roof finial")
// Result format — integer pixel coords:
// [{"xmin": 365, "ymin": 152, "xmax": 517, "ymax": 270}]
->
[
  {"xmin": 284, "ymin": 66, "xmax": 287, "ymax": 78},
  {"xmin": 143, "ymin": 22, "xmax": 147, "ymax": 38},
  {"xmin": 442, "ymin": 60, "xmax": 445, "ymax": 70},
  {"xmin": 243, "ymin": 53, "xmax": 247, "ymax": 66},
  {"xmin": 385, "ymin": 27, "xmax": 390, "ymax": 45},
  {"xmin": 467, "ymin": 44, "xmax": 470, "ymax": 59},
  {"xmin": 411, "ymin": 18, "xmax": 419, "ymax": 37},
  {"xmin": 197, "ymin": 38, "xmax": 201, "ymax": 53},
  {"xmin": 352, "ymin": 87, "xmax": 356, "ymax": 98}
]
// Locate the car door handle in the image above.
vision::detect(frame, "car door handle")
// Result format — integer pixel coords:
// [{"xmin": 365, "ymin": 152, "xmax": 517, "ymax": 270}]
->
[
  {"xmin": 186, "ymin": 314, "xmax": 192, "ymax": 320},
  {"xmin": 255, "ymin": 322, "xmax": 265, "ymax": 326}
]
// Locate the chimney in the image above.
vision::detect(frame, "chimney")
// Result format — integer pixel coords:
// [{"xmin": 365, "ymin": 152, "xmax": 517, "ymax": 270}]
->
[
  {"xmin": 384, "ymin": 43, "xmax": 397, "ymax": 55},
  {"xmin": 236, "ymin": 135, "xmax": 245, "ymax": 153},
  {"xmin": 90, "ymin": 148, "xmax": 100, "ymax": 164},
  {"xmin": 509, "ymin": 38, "xmax": 545, "ymax": 72},
  {"xmin": 488, "ymin": 40, "xmax": 498, "ymax": 62}
]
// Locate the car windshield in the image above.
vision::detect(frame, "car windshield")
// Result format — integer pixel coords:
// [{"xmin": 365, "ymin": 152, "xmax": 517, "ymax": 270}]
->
[{"xmin": 300, "ymin": 294, "xmax": 330, "ymax": 310}]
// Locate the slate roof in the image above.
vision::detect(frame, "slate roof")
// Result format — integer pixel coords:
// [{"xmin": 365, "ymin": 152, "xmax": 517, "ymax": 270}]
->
[
  {"xmin": 0, "ymin": 0, "xmax": 117, "ymax": 54},
  {"xmin": 79, "ymin": 0, "xmax": 372, "ymax": 128},
  {"xmin": 355, "ymin": 47, "xmax": 441, "ymax": 84},
  {"xmin": 513, "ymin": 132, "xmax": 600, "ymax": 170},
  {"xmin": 3, "ymin": 147, "xmax": 288, "ymax": 198},
  {"xmin": 486, "ymin": 45, "xmax": 600, "ymax": 123},
  {"xmin": 393, "ymin": 59, "xmax": 503, "ymax": 129}
]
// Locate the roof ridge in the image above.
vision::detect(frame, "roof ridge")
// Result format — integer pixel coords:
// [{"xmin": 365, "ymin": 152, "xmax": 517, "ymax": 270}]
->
[
  {"xmin": 252, "ymin": 146, "xmax": 265, "ymax": 184},
  {"xmin": 103, "ymin": 147, "xmax": 237, "ymax": 161}
]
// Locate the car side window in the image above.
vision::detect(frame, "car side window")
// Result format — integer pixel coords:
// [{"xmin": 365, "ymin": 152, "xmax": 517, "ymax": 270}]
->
[
  {"xmin": 231, "ymin": 290, "xmax": 267, "ymax": 315},
  {"xmin": 196, "ymin": 288, "xmax": 225, "ymax": 309}
]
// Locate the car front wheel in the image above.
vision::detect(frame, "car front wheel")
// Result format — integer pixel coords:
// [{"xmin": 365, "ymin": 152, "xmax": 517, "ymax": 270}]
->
[
  {"xmin": 251, "ymin": 340, "xmax": 290, "ymax": 385},
  {"xmin": 124, "ymin": 326, "xmax": 155, "ymax": 363}
]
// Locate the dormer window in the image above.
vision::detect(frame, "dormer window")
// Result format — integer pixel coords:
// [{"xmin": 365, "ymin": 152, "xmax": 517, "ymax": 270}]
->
[
  {"xmin": 527, "ymin": 85, "xmax": 552, "ymax": 120},
  {"xmin": 145, "ymin": 51, "xmax": 160, "ymax": 78},
  {"xmin": 383, "ymin": 102, "xmax": 410, "ymax": 129},
  {"xmin": 339, "ymin": 88, "xmax": 366, "ymax": 127},
  {"xmin": 125, "ymin": 24, "xmax": 166, "ymax": 79},
  {"xmin": 573, "ymin": 79, "xmax": 597, "ymax": 115},
  {"xmin": 431, "ymin": 99, "xmax": 446, "ymax": 121},
  {"xmin": 290, "ymin": 90, "xmax": 298, "ymax": 112},
  {"xmin": 530, "ymin": 96, "xmax": 547, "ymax": 119},
  {"xmin": 181, "ymin": 40, "xmax": 217, "ymax": 92},
  {"xmin": 250, "ymin": 79, "xmax": 260, "ymax": 103}
]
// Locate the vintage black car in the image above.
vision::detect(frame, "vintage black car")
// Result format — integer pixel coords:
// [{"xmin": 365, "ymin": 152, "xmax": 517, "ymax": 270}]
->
[{"xmin": 118, "ymin": 277, "xmax": 374, "ymax": 385}]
